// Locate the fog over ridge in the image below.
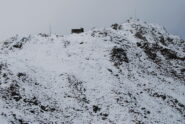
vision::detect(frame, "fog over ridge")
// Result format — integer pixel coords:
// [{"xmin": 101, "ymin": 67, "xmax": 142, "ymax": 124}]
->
[{"xmin": 0, "ymin": 0, "xmax": 184, "ymax": 40}]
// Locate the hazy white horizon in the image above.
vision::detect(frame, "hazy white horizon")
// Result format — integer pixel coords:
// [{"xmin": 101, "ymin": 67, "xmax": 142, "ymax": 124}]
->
[{"xmin": 0, "ymin": 0, "xmax": 185, "ymax": 41}]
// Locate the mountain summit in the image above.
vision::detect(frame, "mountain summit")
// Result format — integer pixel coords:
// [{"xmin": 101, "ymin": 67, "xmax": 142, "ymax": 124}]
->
[{"xmin": 0, "ymin": 19, "xmax": 185, "ymax": 124}]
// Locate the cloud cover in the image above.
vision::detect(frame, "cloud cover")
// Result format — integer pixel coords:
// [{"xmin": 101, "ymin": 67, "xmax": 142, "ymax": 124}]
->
[{"xmin": 0, "ymin": 0, "xmax": 184, "ymax": 40}]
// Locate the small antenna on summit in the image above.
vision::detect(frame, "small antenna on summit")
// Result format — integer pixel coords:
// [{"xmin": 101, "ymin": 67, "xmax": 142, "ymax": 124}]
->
[
  {"xmin": 134, "ymin": 0, "xmax": 137, "ymax": 19},
  {"xmin": 49, "ymin": 24, "xmax": 52, "ymax": 36},
  {"xmin": 134, "ymin": 8, "xmax": 137, "ymax": 19}
]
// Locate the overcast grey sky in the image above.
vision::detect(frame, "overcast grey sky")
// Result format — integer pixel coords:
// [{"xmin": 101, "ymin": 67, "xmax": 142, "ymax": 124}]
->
[{"xmin": 0, "ymin": 0, "xmax": 184, "ymax": 40}]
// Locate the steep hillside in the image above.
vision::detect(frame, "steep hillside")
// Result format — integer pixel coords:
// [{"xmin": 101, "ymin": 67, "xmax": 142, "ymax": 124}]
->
[{"xmin": 0, "ymin": 19, "xmax": 185, "ymax": 124}]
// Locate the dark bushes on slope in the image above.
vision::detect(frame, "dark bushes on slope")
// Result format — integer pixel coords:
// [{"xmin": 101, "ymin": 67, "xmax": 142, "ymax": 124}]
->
[
  {"xmin": 8, "ymin": 83, "xmax": 22, "ymax": 102},
  {"xmin": 159, "ymin": 36, "xmax": 174, "ymax": 46},
  {"xmin": 111, "ymin": 47, "xmax": 129, "ymax": 66},
  {"xmin": 1, "ymin": 36, "xmax": 30, "ymax": 50},
  {"xmin": 137, "ymin": 42, "xmax": 160, "ymax": 60},
  {"xmin": 145, "ymin": 89, "xmax": 185, "ymax": 118},
  {"xmin": 137, "ymin": 40, "xmax": 185, "ymax": 61},
  {"xmin": 159, "ymin": 36, "xmax": 166, "ymax": 46},
  {"xmin": 160, "ymin": 48, "xmax": 185, "ymax": 60},
  {"xmin": 38, "ymin": 33, "xmax": 50, "ymax": 37},
  {"xmin": 12, "ymin": 37, "xmax": 29, "ymax": 49}
]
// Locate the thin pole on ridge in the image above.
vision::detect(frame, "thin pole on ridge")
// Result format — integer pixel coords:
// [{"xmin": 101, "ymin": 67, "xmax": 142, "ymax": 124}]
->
[
  {"xmin": 49, "ymin": 24, "xmax": 52, "ymax": 36},
  {"xmin": 133, "ymin": 0, "xmax": 137, "ymax": 19}
]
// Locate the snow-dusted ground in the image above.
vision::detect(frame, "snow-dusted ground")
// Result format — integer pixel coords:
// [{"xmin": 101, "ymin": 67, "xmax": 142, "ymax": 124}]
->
[{"xmin": 0, "ymin": 19, "xmax": 185, "ymax": 124}]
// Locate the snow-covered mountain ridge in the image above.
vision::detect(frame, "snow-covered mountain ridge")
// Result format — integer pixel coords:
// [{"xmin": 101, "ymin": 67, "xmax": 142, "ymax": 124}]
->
[{"xmin": 0, "ymin": 19, "xmax": 185, "ymax": 124}]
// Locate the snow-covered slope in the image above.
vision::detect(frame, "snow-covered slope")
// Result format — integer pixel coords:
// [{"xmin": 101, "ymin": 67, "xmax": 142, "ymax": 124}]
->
[{"xmin": 0, "ymin": 19, "xmax": 185, "ymax": 124}]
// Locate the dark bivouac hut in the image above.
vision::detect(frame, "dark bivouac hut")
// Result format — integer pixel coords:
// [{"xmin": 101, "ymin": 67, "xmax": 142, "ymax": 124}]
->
[{"xmin": 71, "ymin": 28, "xmax": 84, "ymax": 34}]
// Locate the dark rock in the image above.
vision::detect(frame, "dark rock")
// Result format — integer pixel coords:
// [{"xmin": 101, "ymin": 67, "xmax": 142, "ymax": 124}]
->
[
  {"xmin": 135, "ymin": 32, "xmax": 147, "ymax": 41},
  {"xmin": 107, "ymin": 69, "xmax": 113, "ymax": 73},
  {"xmin": 17, "ymin": 73, "xmax": 26, "ymax": 78},
  {"xmin": 111, "ymin": 23, "xmax": 121, "ymax": 30},
  {"xmin": 93, "ymin": 105, "xmax": 101, "ymax": 113}
]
